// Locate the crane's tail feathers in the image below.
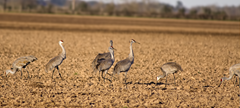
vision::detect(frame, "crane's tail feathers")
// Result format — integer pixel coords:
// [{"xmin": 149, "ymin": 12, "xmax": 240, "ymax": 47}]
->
[{"xmin": 45, "ymin": 65, "xmax": 49, "ymax": 73}]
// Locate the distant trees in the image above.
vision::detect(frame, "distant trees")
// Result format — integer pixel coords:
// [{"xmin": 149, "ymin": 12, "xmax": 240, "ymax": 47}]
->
[{"xmin": 0, "ymin": 0, "xmax": 239, "ymax": 21}]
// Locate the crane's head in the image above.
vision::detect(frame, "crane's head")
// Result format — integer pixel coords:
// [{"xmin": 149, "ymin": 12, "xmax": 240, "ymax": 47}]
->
[
  {"xmin": 59, "ymin": 40, "xmax": 64, "ymax": 44},
  {"xmin": 5, "ymin": 70, "xmax": 11, "ymax": 76},
  {"xmin": 157, "ymin": 76, "xmax": 161, "ymax": 81},
  {"xmin": 130, "ymin": 39, "xmax": 140, "ymax": 44},
  {"xmin": 110, "ymin": 40, "xmax": 113, "ymax": 46},
  {"xmin": 109, "ymin": 46, "xmax": 116, "ymax": 51},
  {"xmin": 218, "ymin": 78, "xmax": 225, "ymax": 87}
]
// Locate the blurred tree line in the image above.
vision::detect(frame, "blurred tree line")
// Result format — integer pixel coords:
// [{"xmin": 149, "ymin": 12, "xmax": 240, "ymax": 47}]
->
[{"xmin": 0, "ymin": 0, "xmax": 239, "ymax": 21}]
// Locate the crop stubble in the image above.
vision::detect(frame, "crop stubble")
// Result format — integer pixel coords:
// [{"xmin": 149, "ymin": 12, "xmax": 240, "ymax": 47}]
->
[{"xmin": 0, "ymin": 13, "xmax": 239, "ymax": 107}]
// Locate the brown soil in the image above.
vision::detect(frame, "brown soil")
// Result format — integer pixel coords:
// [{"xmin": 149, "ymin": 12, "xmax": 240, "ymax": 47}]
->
[{"xmin": 0, "ymin": 13, "xmax": 239, "ymax": 107}]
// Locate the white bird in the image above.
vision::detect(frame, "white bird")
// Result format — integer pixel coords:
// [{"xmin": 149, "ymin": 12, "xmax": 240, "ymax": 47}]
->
[
  {"xmin": 92, "ymin": 40, "xmax": 113, "ymax": 75},
  {"xmin": 156, "ymin": 62, "xmax": 183, "ymax": 87},
  {"xmin": 5, "ymin": 55, "xmax": 37, "ymax": 79},
  {"xmin": 45, "ymin": 40, "xmax": 66, "ymax": 79},
  {"xmin": 218, "ymin": 63, "xmax": 240, "ymax": 87},
  {"xmin": 112, "ymin": 39, "xmax": 140, "ymax": 88},
  {"xmin": 96, "ymin": 45, "xmax": 115, "ymax": 83}
]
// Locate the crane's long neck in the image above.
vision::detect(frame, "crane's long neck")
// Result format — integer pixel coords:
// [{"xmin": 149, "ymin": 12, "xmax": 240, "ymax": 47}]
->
[
  {"xmin": 128, "ymin": 42, "xmax": 134, "ymax": 60},
  {"xmin": 157, "ymin": 72, "xmax": 166, "ymax": 81},
  {"xmin": 110, "ymin": 50, "xmax": 115, "ymax": 62},
  {"xmin": 6, "ymin": 67, "xmax": 17, "ymax": 75},
  {"xmin": 59, "ymin": 43, "xmax": 66, "ymax": 59},
  {"xmin": 223, "ymin": 70, "xmax": 234, "ymax": 81}
]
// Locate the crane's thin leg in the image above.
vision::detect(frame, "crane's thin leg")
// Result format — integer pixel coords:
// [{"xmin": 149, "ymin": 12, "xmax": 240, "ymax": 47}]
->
[
  {"xmin": 111, "ymin": 72, "xmax": 114, "ymax": 82},
  {"xmin": 173, "ymin": 73, "xmax": 176, "ymax": 86},
  {"xmin": 92, "ymin": 68, "xmax": 96, "ymax": 77},
  {"xmin": 52, "ymin": 68, "xmax": 55, "ymax": 79},
  {"xmin": 239, "ymin": 78, "xmax": 240, "ymax": 106},
  {"xmin": 21, "ymin": 69, "xmax": 23, "ymax": 79},
  {"xmin": 125, "ymin": 72, "xmax": 127, "ymax": 89},
  {"xmin": 234, "ymin": 75, "xmax": 237, "ymax": 86},
  {"xmin": 165, "ymin": 75, "xmax": 168, "ymax": 87},
  {"xmin": 103, "ymin": 70, "xmax": 108, "ymax": 83},
  {"xmin": 25, "ymin": 68, "xmax": 30, "ymax": 79},
  {"xmin": 56, "ymin": 67, "xmax": 62, "ymax": 79},
  {"xmin": 101, "ymin": 70, "xmax": 104, "ymax": 82},
  {"xmin": 99, "ymin": 71, "xmax": 101, "ymax": 82}
]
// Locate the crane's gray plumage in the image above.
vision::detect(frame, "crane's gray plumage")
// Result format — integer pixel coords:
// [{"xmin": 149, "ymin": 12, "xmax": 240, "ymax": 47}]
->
[
  {"xmin": 112, "ymin": 39, "xmax": 139, "ymax": 88},
  {"xmin": 219, "ymin": 63, "xmax": 240, "ymax": 87},
  {"xmin": 96, "ymin": 46, "xmax": 115, "ymax": 83},
  {"xmin": 45, "ymin": 40, "xmax": 66, "ymax": 79},
  {"xmin": 92, "ymin": 40, "xmax": 113, "ymax": 74},
  {"xmin": 156, "ymin": 62, "xmax": 183, "ymax": 87},
  {"xmin": 5, "ymin": 55, "xmax": 37, "ymax": 79}
]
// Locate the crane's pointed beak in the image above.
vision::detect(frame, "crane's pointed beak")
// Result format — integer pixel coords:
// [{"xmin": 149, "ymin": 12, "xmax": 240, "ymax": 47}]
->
[
  {"xmin": 111, "ymin": 46, "xmax": 117, "ymax": 51},
  {"xmin": 218, "ymin": 82, "xmax": 222, "ymax": 87},
  {"xmin": 135, "ymin": 41, "xmax": 140, "ymax": 44}
]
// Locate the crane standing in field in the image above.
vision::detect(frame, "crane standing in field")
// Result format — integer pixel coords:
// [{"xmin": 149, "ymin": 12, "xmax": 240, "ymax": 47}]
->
[
  {"xmin": 156, "ymin": 62, "xmax": 183, "ymax": 87},
  {"xmin": 112, "ymin": 39, "xmax": 140, "ymax": 88},
  {"xmin": 92, "ymin": 40, "xmax": 113, "ymax": 75},
  {"xmin": 96, "ymin": 46, "xmax": 115, "ymax": 83},
  {"xmin": 45, "ymin": 40, "xmax": 66, "ymax": 79},
  {"xmin": 5, "ymin": 55, "xmax": 37, "ymax": 79},
  {"xmin": 218, "ymin": 63, "xmax": 240, "ymax": 87},
  {"xmin": 218, "ymin": 63, "xmax": 240, "ymax": 106}
]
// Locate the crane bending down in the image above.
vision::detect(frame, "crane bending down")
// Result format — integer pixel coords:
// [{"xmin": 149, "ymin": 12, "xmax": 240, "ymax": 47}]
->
[
  {"xmin": 218, "ymin": 63, "xmax": 240, "ymax": 87},
  {"xmin": 5, "ymin": 55, "xmax": 37, "ymax": 79},
  {"xmin": 45, "ymin": 40, "xmax": 66, "ymax": 79},
  {"xmin": 156, "ymin": 62, "xmax": 183, "ymax": 87},
  {"xmin": 92, "ymin": 40, "xmax": 113, "ymax": 75},
  {"xmin": 112, "ymin": 39, "xmax": 140, "ymax": 88},
  {"xmin": 96, "ymin": 46, "xmax": 115, "ymax": 83}
]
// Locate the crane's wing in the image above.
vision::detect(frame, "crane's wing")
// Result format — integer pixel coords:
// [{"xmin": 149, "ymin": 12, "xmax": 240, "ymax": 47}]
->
[
  {"xmin": 97, "ymin": 59, "xmax": 113, "ymax": 70},
  {"xmin": 97, "ymin": 58, "xmax": 107, "ymax": 63},
  {"xmin": 114, "ymin": 58, "xmax": 132, "ymax": 72},
  {"xmin": 92, "ymin": 52, "xmax": 110, "ymax": 69},
  {"xmin": 14, "ymin": 59, "xmax": 31, "ymax": 67}
]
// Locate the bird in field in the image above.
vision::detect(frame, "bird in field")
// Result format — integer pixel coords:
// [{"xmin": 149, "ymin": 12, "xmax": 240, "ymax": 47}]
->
[
  {"xmin": 156, "ymin": 62, "xmax": 183, "ymax": 87},
  {"xmin": 96, "ymin": 45, "xmax": 115, "ymax": 83},
  {"xmin": 5, "ymin": 55, "xmax": 37, "ymax": 79},
  {"xmin": 92, "ymin": 40, "xmax": 113, "ymax": 75},
  {"xmin": 45, "ymin": 40, "xmax": 66, "ymax": 79},
  {"xmin": 112, "ymin": 39, "xmax": 140, "ymax": 88},
  {"xmin": 218, "ymin": 63, "xmax": 240, "ymax": 87}
]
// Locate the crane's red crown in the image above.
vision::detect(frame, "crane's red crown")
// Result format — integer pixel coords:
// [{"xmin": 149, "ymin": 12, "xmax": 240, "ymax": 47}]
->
[
  {"xmin": 220, "ymin": 79, "xmax": 222, "ymax": 82},
  {"xmin": 132, "ymin": 39, "xmax": 135, "ymax": 41},
  {"xmin": 60, "ymin": 40, "xmax": 63, "ymax": 42}
]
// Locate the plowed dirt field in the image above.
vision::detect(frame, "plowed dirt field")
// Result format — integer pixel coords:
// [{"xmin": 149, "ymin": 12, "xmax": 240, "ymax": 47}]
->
[{"xmin": 0, "ymin": 13, "xmax": 239, "ymax": 107}]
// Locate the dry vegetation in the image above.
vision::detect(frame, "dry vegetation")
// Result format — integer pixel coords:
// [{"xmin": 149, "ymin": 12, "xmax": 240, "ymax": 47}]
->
[{"xmin": 0, "ymin": 13, "xmax": 239, "ymax": 107}]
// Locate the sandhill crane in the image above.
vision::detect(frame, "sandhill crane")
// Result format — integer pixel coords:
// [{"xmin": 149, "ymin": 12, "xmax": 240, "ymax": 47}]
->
[
  {"xmin": 156, "ymin": 62, "xmax": 183, "ymax": 87},
  {"xmin": 5, "ymin": 55, "xmax": 37, "ymax": 79},
  {"xmin": 112, "ymin": 39, "xmax": 140, "ymax": 88},
  {"xmin": 92, "ymin": 40, "xmax": 113, "ymax": 75},
  {"xmin": 96, "ymin": 46, "xmax": 115, "ymax": 83},
  {"xmin": 45, "ymin": 40, "xmax": 66, "ymax": 79},
  {"xmin": 218, "ymin": 63, "xmax": 240, "ymax": 87}
]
